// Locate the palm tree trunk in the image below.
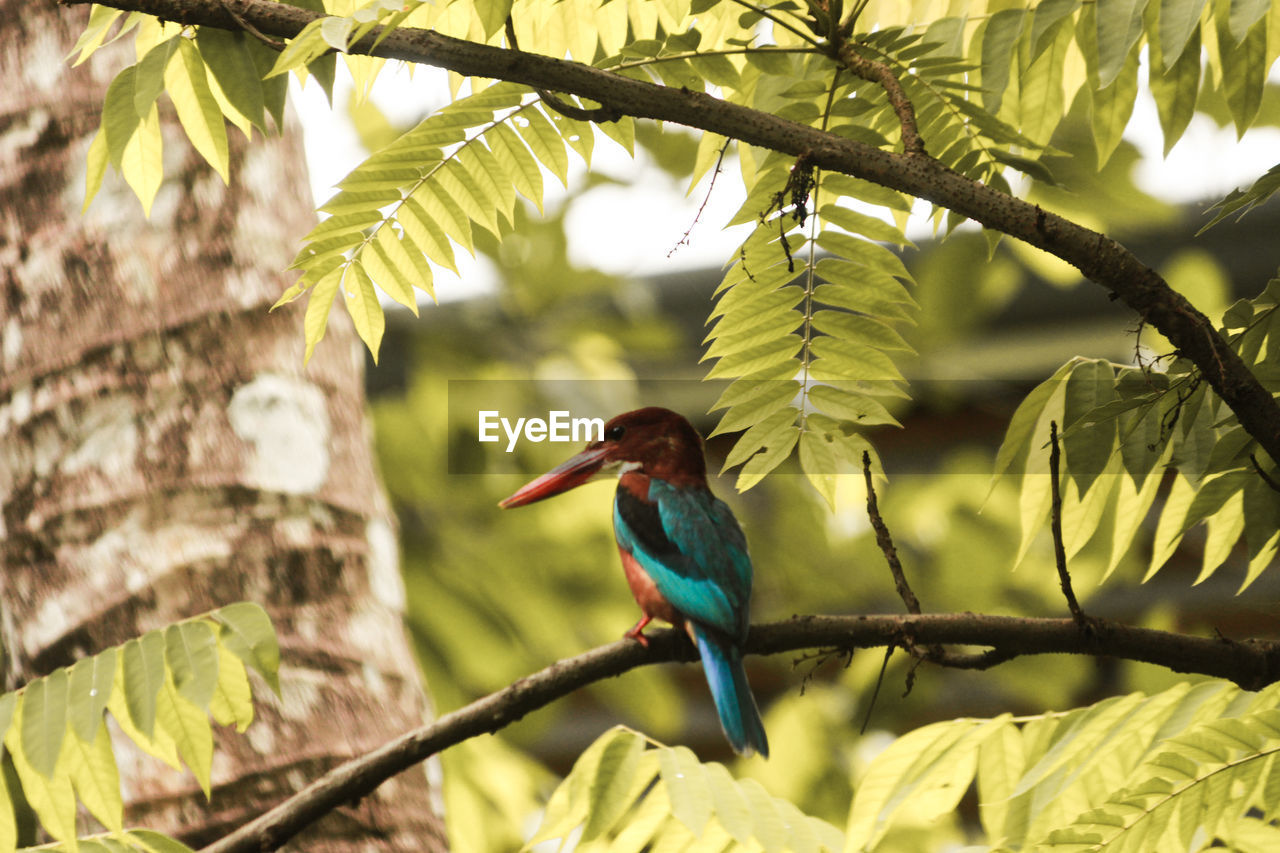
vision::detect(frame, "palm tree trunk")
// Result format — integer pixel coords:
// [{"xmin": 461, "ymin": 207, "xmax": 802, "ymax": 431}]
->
[{"xmin": 0, "ymin": 4, "xmax": 446, "ymax": 849}]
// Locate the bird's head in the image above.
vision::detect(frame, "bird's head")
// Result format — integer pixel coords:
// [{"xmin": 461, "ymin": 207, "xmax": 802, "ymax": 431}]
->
[{"xmin": 499, "ymin": 407, "xmax": 707, "ymax": 508}]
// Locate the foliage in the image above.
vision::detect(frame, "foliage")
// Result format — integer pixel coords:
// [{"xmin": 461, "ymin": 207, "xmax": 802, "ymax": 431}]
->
[
  {"xmin": 527, "ymin": 726, "xmax": 844, "ymax": 851},
  {"xmin": 74, "ymin": 0, "xmax": 1280, "ymax": 495},
  {"xmin": 994, "ymin": 275, "xmax": 1280, "ymax": 591},
  {"xmin": 0, "ymin": 605, "xmax": 278, "ymax": 852},
  {"xmin": 541, "ymin": 679, "xmax": 1280, "ymax": 851}
]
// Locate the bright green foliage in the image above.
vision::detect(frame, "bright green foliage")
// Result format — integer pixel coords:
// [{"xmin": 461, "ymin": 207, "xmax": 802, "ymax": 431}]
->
[
  {"xmin": 992, "ymin": 276, "xmax": 1280, "ymax": 587},
  {"xmin": 830, "ymin": 679, "xmax": 1280, "ymax": 850},
  {"xmin": 526, "ymin": 687, "xmax": 1280, "ymax": 850},
  {"xmin": 73, "ymin": 0, "xmax": 1280, "ymax": 498},
  {"xmin": 23, "ymin": 829, "xmax": 195, "ymax": 853},
  {"xmin": 0, "ymin": 604, "xmax": 277, "ymax": 852},
  {"xmin": 527, "ymin": 726, "xmax": 844, "ymax": 851}
]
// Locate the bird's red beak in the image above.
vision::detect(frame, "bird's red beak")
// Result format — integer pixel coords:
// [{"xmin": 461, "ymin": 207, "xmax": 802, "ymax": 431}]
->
[{"xmin": 499, "ymin": 445, "xmax": 612, "ymax": 508}]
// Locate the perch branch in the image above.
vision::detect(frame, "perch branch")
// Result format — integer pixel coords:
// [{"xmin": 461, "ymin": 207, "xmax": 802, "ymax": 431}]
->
[{"xmin": 202, "ymin": 611, "xmax": 1280, "ymax": 852}]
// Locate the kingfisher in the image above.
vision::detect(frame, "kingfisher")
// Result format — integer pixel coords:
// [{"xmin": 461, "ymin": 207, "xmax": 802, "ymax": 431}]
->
[{"xmin": 500, "ymin": 407, "xmax": 769, "ymax": 757}]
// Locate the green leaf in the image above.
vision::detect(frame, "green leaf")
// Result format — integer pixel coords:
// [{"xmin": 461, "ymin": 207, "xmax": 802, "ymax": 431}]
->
[
  {"xmin": 134, "ymin": 36, "xmax": 180, "ymax": 117},
  {"xmin": 709, "ymin": 380, "xmax": 800, "ymax": 435},
  {"xmin": 1219, "ymin": 13, "xmax": 1266, "ymax": 134},
  {"xmin": 320, "ymin": 15, "xmax": 355, "ymax": 52},
  {"xmin": 102, "ymin": 66, "xmax": 141, "ymax": 168},
  {"xmin": 980, "ymin": 9, "xmax": 1027, "ymax": 113},
  {"xmin": 1096, "ymin": 0, "xmax": 1149, "ymax": 87},
  {"xmin": 413, "ymin": 180, "xmax": 475, "ymax": 255},
  {"xmin": 213, "ymin": 603, "xmax": 281, "ymax": 695},
  {"xmin": 723, "ymin": 406, "xmax": 799, "ymax": 470},
  {"xmin": 581, "ymin": 728, "xmax": 648, "ymax": 839},
  {"xmin": 799, "ymin": 427, "xmax": 840, "ymax": 507},
  {"xmin": 488, "ymin": 122, "xmax": 543, "ymax": 212},
  {"xmin": 166, "ymin": 39, "xmax": 231, "ymax": 181},
  {"xmin": 0, "ymin": 692, "xmax": 15, "ymax": 740},
  {"xmin": 704, "ymin": 307, "xmax": 803, "ymax": 360},
  {"xmin": 516, "ymin": 106, "xmax": 570, "ymax": 184},
  {"xmin": 1150, "ymin": 25, "xmax": 1200, "ymax": 153},
  {"xmin": 69, "ymin": 4, "xmax": 126, "ymax": 66},
  {"xmin": 808, "ymin": 337, "xmax": 906, "ymax": 382},
  {"xmin": 83, "ymin": 128, "xmax": 109, "ymax": 211},
  {"xmin": 342, "ymin": 261, "xmax": 385, "ymax": 362},
  {"xmin": 1227, "ymin": 0, "xmax": 1270, "ymax": 42},
  {"xmin": 475, "ymin": 0, "xmax": 515, "ymax": 38},
  {"xmin": 1147, "ymin": 472, "xmax": 1197, "ymax": 578},
  {"xmin": 810, "ymin": 310, "xmax": 914, "ymax": 353},
  {"xmin": 208, "ymin": 644, "xmax": 255, "ymax": 733},
  {"xmin": 528, "ymin": 726, "xmax": 615, "ymax": 845},
  {"xmin": 1090, "ymin": 47, "xmax": 1140, "ymax": 167},
  {"xmin": 1158, "ymin": 0, "xmax": 1208, "ymax": 66},
  {"xmin": 156, "ymin": 678, "xmax": 214, "ymax": 797},
  {"xmin": 808, "ymin": 384, "xmax": 900, "ymax": 428},
  {"xmin": 847, "ymin": 718, "xmax": 1001, "ymax": 850},
  {"xmin": 399, "ymin": 197, "xmax": 458, "ymax": 274},
  {"xmin": 67, "ymin": 648, "xmax": 117, "ymax": 745},
  {"xmin": 704, "ymin": 761, "xmax": 754, "ymax": 845},
  {"xmin": 164, "ymin": 622, "xmax": 219, "ymax": 711},
  {"xmin": 122, "ymin": 631, "xmax": 166, "ymax": 738},
  {"xmin": 1201, "ymin": 163, "xmax": 1280, "ymax": 231},
  {"xmin": 301, "ymin": 264, "xmax": 342, "ymax": 364},
  {"xmin": 267, "ymin": 18, "xmax": 328, "ymax": 79},
  {"xmin": 1062, "ymin": 359, "xmax": 1118, "ymax": 495},
  {"xmin": 994, "ymin": 363, "xmax": 1073, "ymax": 479},
  {"xmin": 21, "ymin": 669, "xmax": 68, "ymax": 779},
  {"xmin": 1031, "ymin": 0, "xmax": 1082, "ymax": 56},
  {"xmin": 62, "ymin": 718, "xmax": 123, "ymax": 832},
  {"xmin": 197, "ymin": 28, "xmax": 267, "ymax": 132},
  {"xmin": 658, "ymin": 745, "xmax": 712, "ymax": 835},
  {"xmin": 1018, "ymin": 18, "xmax": 1073, "ymax": 143},
  {"xmin": 0, "ymin": 757, "xmax": 14, "ymax": 852},
  {"xmin": 735, "ymin": 422, "xmax": 799, "ymax": 491},
  {"xmin": 703, "ymin": 336, "xmax": 803, "ymax": 380},
  {"xmin": 5, "ymin": 700, "xmax": 77, "ymax": 847},
  {"xmin": 126, "ymin": 829, "xmax": 199, "ymax": 852},
  {"xmin": 121, "ymin": 103, "xmax": 164, "ymax": 216},
  {"xmin": 363, "ymin": 225, "xmax": 428, "ymax": 312}
]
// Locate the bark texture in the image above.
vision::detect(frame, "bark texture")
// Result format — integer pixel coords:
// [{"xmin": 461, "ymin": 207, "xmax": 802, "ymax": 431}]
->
[{"xmin": 0, "ymin": 4, "xmax": 446, "ymax": 849}]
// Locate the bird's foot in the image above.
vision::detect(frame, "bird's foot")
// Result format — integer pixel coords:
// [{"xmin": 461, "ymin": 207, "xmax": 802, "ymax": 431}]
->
[{"xmin": 625, "ymin": 616, "xmax": 652, "ymax": 647}]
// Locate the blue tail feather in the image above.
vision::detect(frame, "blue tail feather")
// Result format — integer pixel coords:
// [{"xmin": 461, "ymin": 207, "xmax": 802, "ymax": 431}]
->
[{"xmin": 692, "ymin": 626, "xmax": 769, "ymax": 758}]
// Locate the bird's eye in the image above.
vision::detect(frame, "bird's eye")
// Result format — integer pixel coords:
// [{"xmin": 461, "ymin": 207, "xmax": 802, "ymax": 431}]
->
[{"xmin": 605, "ymin": 424, "xmax": 625, "ymax": 441}]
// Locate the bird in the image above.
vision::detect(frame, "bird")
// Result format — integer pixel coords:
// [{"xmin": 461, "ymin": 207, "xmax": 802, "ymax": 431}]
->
[{"xmin": 499, "ymin": 406, "xmax": 769, "ymax": 757}]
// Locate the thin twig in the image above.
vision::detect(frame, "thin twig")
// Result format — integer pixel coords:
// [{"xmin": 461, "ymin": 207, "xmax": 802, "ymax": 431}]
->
[
  {"xmin": 218, "ymin": 0, "xmax": 282, "ymax": 48},
  {"xmin": 505, "ymin": 17, "xmax": 621, "ymax": 123},
  {"xmin": 1049, "ymin": 421, "xmax": 1086, "ymax": 625},
  {"xmin": 860, "ymin": 644, "xmax": 893, "ymax": 734},
  {"xmin": 1251, "ymin": 452, "xmax": 1280, "ymax": 493},
  {"xmin": 668, "ymin": 137, "xmax": 731, "ymax": 257},
  {"xmin": 830, "ymin": 41, "xmax": 923, "ymax": 154},
  {"xmin": 862, "ymin": 450, "xmax": 920, "ymax": 613}
]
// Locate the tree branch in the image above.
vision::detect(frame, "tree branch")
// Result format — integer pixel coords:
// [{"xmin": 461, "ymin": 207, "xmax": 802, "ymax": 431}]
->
[
  {"xmin": 60, "ymin": 0, "xmax": 1280, "ymax": 465},
  {"xmin": 200, "ymin": 611, "xmax": 1280, "ymax": 852},
  {"xmin": 1048, "ymin": 421, "xmax": 1086, "ymax": 625}
]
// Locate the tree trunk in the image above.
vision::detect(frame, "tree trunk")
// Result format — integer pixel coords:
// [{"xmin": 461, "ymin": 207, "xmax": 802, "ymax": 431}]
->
[{"xmin": 0, "ymin": 5, "xmax": 446, "ymax": 849}]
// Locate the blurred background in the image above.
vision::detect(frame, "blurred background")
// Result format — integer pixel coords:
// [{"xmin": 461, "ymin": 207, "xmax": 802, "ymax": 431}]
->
[{"xmin": 297, "ymin": 65, "xmax": 1280, "ymax": 848}]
